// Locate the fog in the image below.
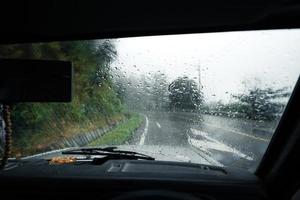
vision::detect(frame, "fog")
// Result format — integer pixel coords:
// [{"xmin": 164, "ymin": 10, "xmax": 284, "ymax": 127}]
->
[{"xmin": 111, "ymin": 29, "xmax": 300, "ymax": 103}]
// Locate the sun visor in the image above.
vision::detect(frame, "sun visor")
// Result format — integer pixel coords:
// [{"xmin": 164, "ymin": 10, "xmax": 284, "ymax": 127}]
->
[{"xmin": 0, "ymin": 59, "xmax": 72, "ymax": 102}]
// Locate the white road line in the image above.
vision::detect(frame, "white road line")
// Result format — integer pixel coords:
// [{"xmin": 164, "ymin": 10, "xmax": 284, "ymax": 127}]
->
[
  {"xmin": 188, "ymin": 140, "xmax": 224, "ymax": 167},
  {"xmin": 202, "ymin": 122, "xmax": 269, "ymax": 142},
  {"xmin": 189, "ymin": 128, "xmax": 253, "ymax": 161},
  {"xmin": 156, "ymin": 122, "xmax": 161, "ymax": 128},
  {"xmin": 139, "ymin": 114, "xmax": 149, "ymax": 145}
]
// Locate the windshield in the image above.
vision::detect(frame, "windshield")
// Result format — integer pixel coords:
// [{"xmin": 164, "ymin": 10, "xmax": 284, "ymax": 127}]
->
[{"xmin": 0, "ymin": 29, "xmax": 299, "ymax": 172}]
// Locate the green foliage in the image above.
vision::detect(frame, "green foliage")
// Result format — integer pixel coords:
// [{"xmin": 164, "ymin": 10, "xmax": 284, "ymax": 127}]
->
[
  {"xmin": 0, "ymin": 40, "xmax": 124, "ymax": 144},
  {"xmin": 205, "ymin": 87, "xmax": 289, "ymax": 121},
  {"xmin": 151, "ymin": 73, "xmax": 169, "ymax": 110},
  {"xmin": 89, "ymin": 114, "xmax": 143, "ymax": 146},
  {"xmin": 168, "ymin": 76, "xmax": 203, "ymax": 110},
  {"xmin": 231, "ymin": 87, "xmax": 289, "ymax": 120}
]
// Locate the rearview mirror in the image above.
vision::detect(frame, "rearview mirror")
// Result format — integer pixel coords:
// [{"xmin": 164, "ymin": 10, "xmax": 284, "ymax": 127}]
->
[{"xmin": 0, "ymin": 59, "xmax": 72, "ymax": 102}]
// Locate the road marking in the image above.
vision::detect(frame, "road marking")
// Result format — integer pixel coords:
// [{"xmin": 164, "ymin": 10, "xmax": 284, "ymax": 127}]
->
[
  {"xmin": 156, "ymin": 122, "xmax": 161, "ymax": 128},
  {"xmin": 202, "ymin": 122, "xmax": 269, "ymax": 142},
  {"xmin": 139, "ymin": 114, "xmax": 149, "ymax": 145},
  {"xmin": 189, "ymin": 128, "xmax": 254, "ymax": 161},
  {"xmin": 189, "ymin": 144, "xmax": 224, "ymax": 167}
]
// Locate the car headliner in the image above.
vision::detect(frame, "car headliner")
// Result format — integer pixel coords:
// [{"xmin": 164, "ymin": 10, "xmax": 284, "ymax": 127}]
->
[{"xmin": 0, "ymin": 1, "xmax": 300, "ymax": 44}]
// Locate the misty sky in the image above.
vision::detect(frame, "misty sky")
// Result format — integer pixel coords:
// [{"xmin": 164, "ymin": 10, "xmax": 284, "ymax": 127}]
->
[{"xmin": 111, "ymin": 29, "xmax": 300, "ymax": 102}]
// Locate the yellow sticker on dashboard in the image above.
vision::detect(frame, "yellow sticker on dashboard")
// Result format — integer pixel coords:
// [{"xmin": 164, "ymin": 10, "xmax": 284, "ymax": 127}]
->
[{"xmin": 49, "ymin": 156, "xmax": 76, "ymax": 165}]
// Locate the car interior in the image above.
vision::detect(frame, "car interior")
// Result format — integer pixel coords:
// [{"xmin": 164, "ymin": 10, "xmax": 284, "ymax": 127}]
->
[{"xmin": 0, "ymin": 1, "xmax": 300, "ymax": 199}]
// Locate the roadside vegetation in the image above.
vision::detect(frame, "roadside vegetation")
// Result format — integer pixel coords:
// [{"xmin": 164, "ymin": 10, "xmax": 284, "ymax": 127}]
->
[
  {"xmin": 202, "ymin": 87, "xmax": 290, "ymax": 121},
  {"xmin": 0, "ymin": 40, "xmax": 129, "ymax": 156},
  {"xmin": 89, "ymin": 114, "xmax": 143, "ymax": 146},
  {"xmin": 117, "ymin": 70, "xmax": 290, "ymax": 122}
]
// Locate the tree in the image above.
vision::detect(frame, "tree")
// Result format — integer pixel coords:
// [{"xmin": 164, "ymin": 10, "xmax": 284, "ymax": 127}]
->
[
  {"xmin": 113, "ymin": 71, "xmax": 170, "ymax": 112},
  {"xmin": 168, "ymin": 76, "xmax": 203, "ymax": 111},
  {"xmin": 150, "ymin": 72, "xmax": 169, "ymax": 110},
  {"xmin": 0, "ymin": 39, "xmax": 122, "ymax": 138},
  {"xmin": 232, "ymin": 87, "xmax": 290, "ymax": 120}
]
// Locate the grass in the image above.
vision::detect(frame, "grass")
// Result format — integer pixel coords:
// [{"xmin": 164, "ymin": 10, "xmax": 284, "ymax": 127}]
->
[
  {"xmin": 12, "ymin": 114, "xmax": 126, "ymax": 157},
  {"xmin": 89, "ymin": 114, "xmax": 143, "ymax": 146}
]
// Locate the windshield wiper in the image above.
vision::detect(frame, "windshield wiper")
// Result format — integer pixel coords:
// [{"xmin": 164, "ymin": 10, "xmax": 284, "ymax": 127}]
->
[{"xmin": 61, "ymin": 147, "xmax": 155, "ymax": 163}]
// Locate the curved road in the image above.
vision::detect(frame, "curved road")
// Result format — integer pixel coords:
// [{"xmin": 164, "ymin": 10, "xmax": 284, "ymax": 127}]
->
[{"xmin": 134, "ymin": 111, "xmax": 274, "ymax": 171}]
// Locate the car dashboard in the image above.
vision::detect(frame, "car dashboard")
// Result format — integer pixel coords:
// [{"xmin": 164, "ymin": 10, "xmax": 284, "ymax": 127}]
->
[{"xmin": 0, "ymin": 159, "xmax": 267, "ymax": 200}]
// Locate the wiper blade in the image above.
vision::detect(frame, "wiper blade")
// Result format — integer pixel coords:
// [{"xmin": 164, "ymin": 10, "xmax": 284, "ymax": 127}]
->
[{"xmin": 61, "ymin": 147, "xmax": 155, "ymax": 161}]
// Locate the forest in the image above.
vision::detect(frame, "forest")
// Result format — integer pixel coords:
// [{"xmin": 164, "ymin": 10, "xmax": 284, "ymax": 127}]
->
[{"xmin": 0, "ymin": 40, "xmax": 128, "ymax": 156}]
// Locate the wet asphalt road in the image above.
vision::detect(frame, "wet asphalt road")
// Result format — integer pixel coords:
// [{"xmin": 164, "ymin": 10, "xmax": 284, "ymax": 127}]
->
[{"xmin": 135, "ymin": 111, "xmax": 276, "ymax": 171}]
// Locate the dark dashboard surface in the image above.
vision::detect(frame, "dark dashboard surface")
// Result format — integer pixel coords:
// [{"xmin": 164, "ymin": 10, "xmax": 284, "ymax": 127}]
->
[{"xmin": 0, "ymin": 159, "xmax": 267, "ymax": 199}]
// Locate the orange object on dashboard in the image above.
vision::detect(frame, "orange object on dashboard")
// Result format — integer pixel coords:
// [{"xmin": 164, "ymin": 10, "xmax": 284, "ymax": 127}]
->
[{"xmin": 49, "ymin": 156, "xmax": 76, "ymax": 165}]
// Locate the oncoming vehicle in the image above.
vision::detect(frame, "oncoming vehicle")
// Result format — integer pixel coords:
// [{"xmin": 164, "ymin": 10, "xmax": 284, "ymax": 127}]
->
[{"xmin": 1, "ymin": 1, "xmax": 300, "ymax": 200}]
